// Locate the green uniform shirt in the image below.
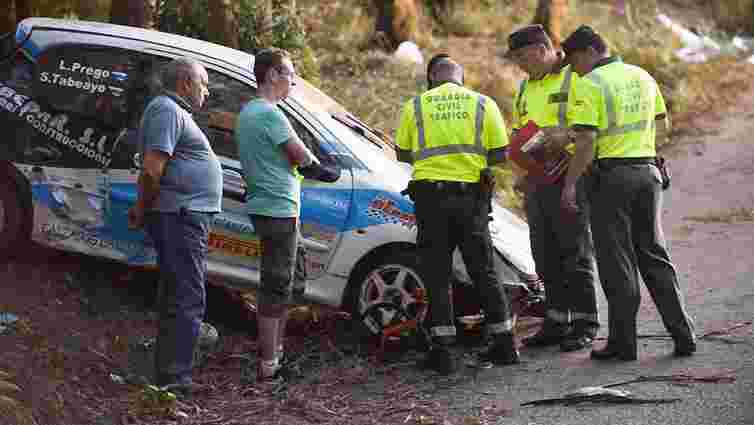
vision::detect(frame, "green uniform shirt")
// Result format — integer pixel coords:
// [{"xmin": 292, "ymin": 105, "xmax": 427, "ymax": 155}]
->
[
  {"xmin": 568, "ymin": 57, "xmax": 667, "ymax": 159},
  {"xmin": 512, "ymin": 63, "xmax": 581, "ymax": 155},
  {"xmin": 395, "ymin": 82, "xmax": 509, "ymax": 182}
]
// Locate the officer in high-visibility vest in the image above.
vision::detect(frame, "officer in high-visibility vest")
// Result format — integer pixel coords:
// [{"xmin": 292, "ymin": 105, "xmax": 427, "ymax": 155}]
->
[
  {"xmin": 559, "ymin": 26, "xmax": 696, "ymax": 361},
  {"xmin": 395, "ymin": 54, "xmax": 519, "ymax": 374},
  {"xmin": 503, "ymin": 24, "xmax": 600, "ymax": 352}
]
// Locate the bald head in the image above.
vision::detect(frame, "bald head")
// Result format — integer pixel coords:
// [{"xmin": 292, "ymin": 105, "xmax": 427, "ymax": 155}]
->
[{"xmin": 428, "ymin": 58, "xmax": 463, "ymax": 88}]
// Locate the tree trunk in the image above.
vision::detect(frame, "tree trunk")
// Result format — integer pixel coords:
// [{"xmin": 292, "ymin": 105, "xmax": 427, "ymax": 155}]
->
[
  {"xmin": 76, "ymin": 0, "xmax": 99, "ymax": 20},
  {"xmin": 373, "ymin": 0, "xmax": 419, "ymax": 50},
  {"xmin": 15, "ymin": 0, "xmax": 33, "ymax": 23},
  {"xmin": 208, "ymin": 0, "xmax": 239, "ymax": 49},
  {"xmin": 2, "ymin": 0, "xmax": 16, "ymax": 34},
  {"xmin": 111, "ymin": 0, "xmax": 152, "ymax": 28},
  {"xmin": 532, "ymin": 0, "xmax": 568, "ymax": 46},
  {"xmin": 177, "ymin": 0, "xmax": 192, "ymax": 25}
]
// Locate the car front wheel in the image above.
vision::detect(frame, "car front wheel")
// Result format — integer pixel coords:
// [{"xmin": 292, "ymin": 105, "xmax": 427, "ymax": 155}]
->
[{"xmin": 350, "ymin": 250, "xmax": 428, "ymax": 337}]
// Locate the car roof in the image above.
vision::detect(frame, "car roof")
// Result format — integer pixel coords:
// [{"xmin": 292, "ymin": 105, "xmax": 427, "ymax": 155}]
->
[
  {"xmin": 17, "ymin": 17, "xmax": 350, "ymax": 116},
  {"xmin": 19, "ymin": 17, "xmax": 254, "ymax": 77}
]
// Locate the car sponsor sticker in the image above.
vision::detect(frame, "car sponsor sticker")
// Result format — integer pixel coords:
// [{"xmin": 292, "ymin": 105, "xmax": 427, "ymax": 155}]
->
[
  {"xmin": 208, "ymin": 233, "xmax": 262, "ymax": 257},
  {"xmin": 0, "ymin": 81, "xmax": 114, "ymax": 167},
  {"xmin": 367, "ymin": 196, "xmax": 416, "ymax": 229}
]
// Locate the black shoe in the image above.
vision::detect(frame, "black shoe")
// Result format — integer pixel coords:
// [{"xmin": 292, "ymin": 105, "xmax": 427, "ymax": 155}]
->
[
  {"xmin": 422, "ymin": 347, "xmax": 458, "ymax": 375},
  {"xmin": 673, "ymin": 340, "xmax": 697, "ymax": 357},
  {"xmin": 590, "ymin": 344, "xmax": 637, "ymax": 361},
  {"xmin": 560, "ymin": 333, "xmax": 594, "ymax": 352},
  {"xmin": 522, "ymin": 326, "xmax": 569, "ymax": 347},
  {"xmin": 478, "ymin": 339, "xmax": 520, "ymax": 366}
]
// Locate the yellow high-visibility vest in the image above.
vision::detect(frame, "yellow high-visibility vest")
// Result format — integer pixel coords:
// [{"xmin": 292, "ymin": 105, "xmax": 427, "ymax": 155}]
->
[
  {"xmin": 395, "ymin": 83, "xmax": 509, "ymax": 182},
  {"xmin": 513, "ymin": 64, "xmax": 577, "ymax": 154},
  {"xmin": 570, "ymin": 57, "xmax": 667, "ymax": 159}
]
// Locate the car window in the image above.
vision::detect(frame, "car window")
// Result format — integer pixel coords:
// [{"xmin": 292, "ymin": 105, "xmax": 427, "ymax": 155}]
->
[
  {"xmin": 193, "ymin": 70, "xmax": 256, "ymax": 160},
  {"xmin": 0, "ymin": 49, "xmax": 34, "ymax": 90},
  {"xmin": 34, "ymin": 45, "xmax": 145, "ymax": 132},
  {"xmin": 283, "ymin": 109, "xmax": 338, "ymax": 167},
  {"xmin": 0, "ymin": 45, "xmax": 157, "ymax": 169}
]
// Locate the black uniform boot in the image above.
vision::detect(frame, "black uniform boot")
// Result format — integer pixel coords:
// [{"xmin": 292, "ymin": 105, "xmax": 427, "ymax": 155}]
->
[
  {"xmin": 421, "ymin": 346, "xmax": 458, "ymax": 375},
  {"xmin": 479, "ymin": 333, "xmax": 520, "ymax": 365},
  {"xmin": 522, "ymin": 320, "xmax": 570, "ymax": 347},
  {"xmin": 560, "ymin": 320, "xmax": 598, "ymax": 352}
]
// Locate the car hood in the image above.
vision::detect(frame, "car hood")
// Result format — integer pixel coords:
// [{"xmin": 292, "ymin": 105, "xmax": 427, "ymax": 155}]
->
[
  {"xmin": 359, "ymin": 152, "xmax": 536, "ymax": 277},
  {"xmin": 293, "ymin": 83, "xmax": 536, "ymax": 278}
]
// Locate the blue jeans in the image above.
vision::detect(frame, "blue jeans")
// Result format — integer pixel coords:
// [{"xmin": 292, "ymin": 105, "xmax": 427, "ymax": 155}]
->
[{"xmin": 144, "ymin": 209, "xmax": 213, "ymax": 385}]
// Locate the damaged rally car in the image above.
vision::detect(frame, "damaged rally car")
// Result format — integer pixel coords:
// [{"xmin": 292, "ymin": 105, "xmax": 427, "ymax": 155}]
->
[{"xmin": 0, "ymin": 18, "xmax": 541, "ymax": 336}]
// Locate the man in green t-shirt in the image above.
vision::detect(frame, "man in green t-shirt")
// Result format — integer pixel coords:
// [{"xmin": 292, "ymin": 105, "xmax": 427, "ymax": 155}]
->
[{"xmin": 235, "ymin": 48, "xmax": 320, "ymax": 382}]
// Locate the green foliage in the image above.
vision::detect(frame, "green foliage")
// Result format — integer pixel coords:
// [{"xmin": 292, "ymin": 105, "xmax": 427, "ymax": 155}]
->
[
  {"xmin": 157, "ymin": 0, "xmax": 317, "ymax": 82},
  {"xmin": 158, "ymin": 0, "xmax": 209, "ymax": 40},
  {"xmin": 158, "ymin": 0, "xmax": 306, "ymax": 53},
  {"xmin": 238, "ymin": 0, "xmax": 307, "ymax": 53}
]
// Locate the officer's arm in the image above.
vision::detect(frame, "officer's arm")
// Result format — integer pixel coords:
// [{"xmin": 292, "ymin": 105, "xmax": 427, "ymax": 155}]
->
[
  {"xmin": 655, "ymin": 113, "xmax": 671, "ymax": 146},
  {"xmin": 563, "ymin": 127, "xmax": 597, "ymax": 190},
  {"xmin": 484, "ymin": 99, "xmax": 509, "ymax": 168},
  {"xmin": 395, "ymin": 101, "xmax": 416, "ymax": 164}
]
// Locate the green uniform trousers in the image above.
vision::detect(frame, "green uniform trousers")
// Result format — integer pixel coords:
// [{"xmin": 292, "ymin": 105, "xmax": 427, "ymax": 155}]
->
[{"xmin": 590, "ymin": 161, "xmax": 695, "ymax": 355}]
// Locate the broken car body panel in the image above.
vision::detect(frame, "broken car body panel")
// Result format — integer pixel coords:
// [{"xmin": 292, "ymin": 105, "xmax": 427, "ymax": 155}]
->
[{"xmin": 1, "ymin": 18, "xmax": 536, "ymax": 310}]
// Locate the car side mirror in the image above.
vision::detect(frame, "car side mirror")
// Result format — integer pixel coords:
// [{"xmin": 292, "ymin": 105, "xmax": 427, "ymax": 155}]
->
[{"xmin": 299, "ymin": 162, "xmax": 341, "ymax": 183}]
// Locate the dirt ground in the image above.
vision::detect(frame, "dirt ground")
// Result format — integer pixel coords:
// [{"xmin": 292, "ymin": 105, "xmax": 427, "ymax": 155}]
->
[
  {"xmin": 3, "ymin": 21, "xmax": 754, "ymax": 425},
  {"xmin": 1, "ymin": 85, "xmax": 753, "ymax": 425}
]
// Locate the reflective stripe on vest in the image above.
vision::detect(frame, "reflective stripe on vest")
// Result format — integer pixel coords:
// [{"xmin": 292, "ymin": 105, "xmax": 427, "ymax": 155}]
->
[
  {"xmin": 516, "ymin": 66, "xmax": 572, "ymax": 129},
  {"xmin": 413, "ymin": 94, "xmax": 487, "ymax": 161},
  {"xmin": 586, "ymin": 72, "xmax": 649, "ymax": 139},
  {"xmin": 557, "ymin": 66, "xmax": 573, "ymax": 127}
]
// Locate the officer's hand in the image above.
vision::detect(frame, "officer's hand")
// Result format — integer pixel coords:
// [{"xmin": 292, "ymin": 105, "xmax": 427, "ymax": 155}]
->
[
  {"xmin": 560, "ymin": 183, "xmax": 579, "ymax": 216},
  {"xmin": 542, "ymin": 127, "xmax": 571, "ymax": 151}
]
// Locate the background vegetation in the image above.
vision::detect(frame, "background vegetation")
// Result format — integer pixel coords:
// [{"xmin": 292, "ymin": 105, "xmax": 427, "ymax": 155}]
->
[{"xmin": 4, "ymin": 0, "xmax": 754, "ymax": 210}]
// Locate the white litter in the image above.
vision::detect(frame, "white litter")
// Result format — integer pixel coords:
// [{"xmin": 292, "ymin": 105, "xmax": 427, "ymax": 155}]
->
[
  {"xmin": 393, "ymin": 41, "xmax": 424, "ymax": 65},
  {"xmin": 656, "ymin": 13, "xmax": 721, "ymax": 63}
]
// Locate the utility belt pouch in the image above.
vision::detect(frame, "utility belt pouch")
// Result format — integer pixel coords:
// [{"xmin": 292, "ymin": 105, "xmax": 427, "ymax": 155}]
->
[
  {"xmin": 401, "ymin": 180, "xmax": 418, "ymax": 201},
  {"xmin": 655, "ymin": 156, "xmax": 671, "ymax": 190}
]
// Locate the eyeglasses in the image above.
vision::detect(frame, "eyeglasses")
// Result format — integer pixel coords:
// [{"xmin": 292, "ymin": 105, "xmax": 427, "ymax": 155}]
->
[{"xmin": 275, "ymin": 66, "xmax": 297, "ymax": 85}]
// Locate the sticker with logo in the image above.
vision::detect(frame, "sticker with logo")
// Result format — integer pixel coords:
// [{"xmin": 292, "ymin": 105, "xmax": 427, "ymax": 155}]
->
[
  {"xmin": 0, "ymin": 81, "xmax": 114, "ymax": 167},
  {"xmin": 209, "ymin": 233, "xmax": 262, "ymax": 257},
  {"xmin": 37, "ymin": 60, "xmax": 128, "ymax": 96},
  {"xmin": 367, "ymin": 196, "xmax": 416, "ymax": 229}
]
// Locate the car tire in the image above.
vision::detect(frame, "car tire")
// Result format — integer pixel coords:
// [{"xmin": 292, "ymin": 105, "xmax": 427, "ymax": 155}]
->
[
  {"xmin": 0, "ymin": 179, "xmax": 30, "ymax": 257},
  {"xmin": 348, "ymin": 250, "xmax": 428, "ymax": 338}
]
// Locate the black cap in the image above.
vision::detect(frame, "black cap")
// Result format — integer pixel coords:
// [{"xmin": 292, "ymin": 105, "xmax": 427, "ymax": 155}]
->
[
  {"xmin": 427, "ymin": 53, "xmax": 452, "ymax": 76},
  {"xmin": 561, "ymin": 25, "xmax": 600, "ymax": 55},
  {"xmin": 501, "ymin": 24, "xmax": 551, "ymax": 58}
]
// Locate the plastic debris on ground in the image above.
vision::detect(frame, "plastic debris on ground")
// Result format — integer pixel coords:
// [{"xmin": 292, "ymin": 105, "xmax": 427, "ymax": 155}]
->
[
  {"xmin": 656, "ymin": 13, "xmax": 754, "ymax": 64},
  {"xmin": 0, "ymin": 313, "xmax": 19, "ymax": 335},
  {"xmin": 394, "ymin": 41, "xmax": 424, "ymax": 65},
  {"xmin": 522, "ymin": 386, "xmax": 681, "ymax": 407}
]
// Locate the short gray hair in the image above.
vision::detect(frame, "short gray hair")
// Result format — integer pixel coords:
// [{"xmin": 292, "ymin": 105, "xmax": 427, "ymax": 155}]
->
[{"xmin": 161, "ymin": 57, "xmax": 201, "ymax": 91}]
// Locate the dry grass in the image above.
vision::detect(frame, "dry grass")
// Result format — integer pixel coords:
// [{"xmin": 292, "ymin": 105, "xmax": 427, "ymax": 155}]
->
[
  {"xmin": 712, "ymin": 0, "xmax": 754, "ymax": 33},
  {"xmin": 434, "ymin": 0, "xmax": 537, "ymax": 37},
  {"xmin": 302, "ymin": 0, "xmax": 754, "ymax": 210}
]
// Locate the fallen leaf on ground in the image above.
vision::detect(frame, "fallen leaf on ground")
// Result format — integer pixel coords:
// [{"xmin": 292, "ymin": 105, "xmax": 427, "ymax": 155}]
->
[{"xmin": 0, "ymin": 380, "xmax": 21, "ymax": 395}]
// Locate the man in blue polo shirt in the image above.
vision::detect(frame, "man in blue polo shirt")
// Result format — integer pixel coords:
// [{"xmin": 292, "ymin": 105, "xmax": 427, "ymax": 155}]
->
[{"xmin": 129, "ymin": 57, "xmax": 222, "ymax": 394}]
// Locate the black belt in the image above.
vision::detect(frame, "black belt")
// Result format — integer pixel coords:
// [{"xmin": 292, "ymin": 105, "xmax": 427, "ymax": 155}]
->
[
  {"xmin": 595, "ymin": 157, "xmax": 655, "ymax": 170},
  {"xmin": 414, "ymin": 180, "xmax": 479, "ymax": 192}
]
